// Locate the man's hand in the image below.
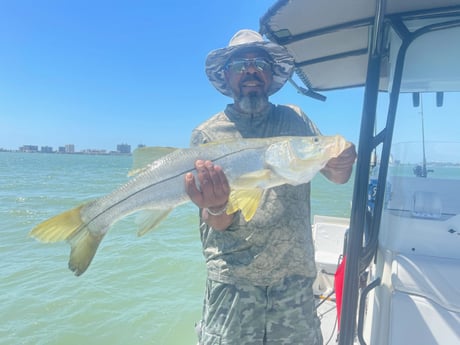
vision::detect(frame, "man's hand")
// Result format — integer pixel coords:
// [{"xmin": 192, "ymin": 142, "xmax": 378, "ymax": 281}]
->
[
  {"xmin": 185, "ymin": 160, "xmax": 234, "ymax": 230},
  {"xmin": 321, "ymin": 143, "xmax": 357, "ymax": 184},
  {"xmin": 185, "ymin": 160, "xmax": 230, "ymax": 209}
]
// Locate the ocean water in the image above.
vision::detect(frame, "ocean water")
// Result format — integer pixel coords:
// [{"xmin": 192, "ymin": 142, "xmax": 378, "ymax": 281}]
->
[{"xmin": 0, "ymin": 152, "xmax": 353, "ymax": 345}]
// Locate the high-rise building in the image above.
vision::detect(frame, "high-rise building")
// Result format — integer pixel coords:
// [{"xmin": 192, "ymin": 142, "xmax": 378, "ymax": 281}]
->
[
  {"xmin": 20, "ymin": 145, "xmax": 38, "ymax": 152},
  {"xmin": 41, "ymin": 146, "xmax": 53, "ymax": 153},
  {"xmin": 117, "ymin": 143, "xmax": 131, "ymax": 154},
  {"xmin": 65, "ymin": 144, "xmax": 75, "ymax": 153}
]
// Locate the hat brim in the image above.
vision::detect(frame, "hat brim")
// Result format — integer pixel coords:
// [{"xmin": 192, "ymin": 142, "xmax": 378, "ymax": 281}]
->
[{"xmin": 205, "ymin": 41, "xmax": 295, "ymax": 97}]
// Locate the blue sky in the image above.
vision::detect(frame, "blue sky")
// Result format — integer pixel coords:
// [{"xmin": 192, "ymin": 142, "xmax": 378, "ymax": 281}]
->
[{"xmin": 1, "ymin": 0, "xmax": 458, "ymax": 152}]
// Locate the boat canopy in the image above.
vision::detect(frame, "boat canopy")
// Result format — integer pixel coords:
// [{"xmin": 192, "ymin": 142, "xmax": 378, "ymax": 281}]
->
[
  {"xmin": 260, "ymin": 0, "xmax": 460, "ymax": 94},
  {"xmin": 260, "ymin": 2, "xmax": 460, "ymax": 345}
]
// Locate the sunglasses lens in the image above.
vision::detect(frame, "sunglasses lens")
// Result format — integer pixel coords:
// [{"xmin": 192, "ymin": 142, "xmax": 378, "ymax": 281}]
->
[
  {"xmin": 227, "ymin": 61, "xmax": 247, "ymax": 73},
  {"xmin": 226, "ymin": 59, "xmax": 271, "ymax": 73},
  {"xmin": 254, "ymin": 60, "xmax": 271, "ymax": 71}
]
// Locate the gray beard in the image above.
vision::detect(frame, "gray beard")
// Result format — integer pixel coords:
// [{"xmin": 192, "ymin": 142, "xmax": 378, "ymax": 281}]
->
[{"xmin": 236, "ymin": 93, "xmax": 269, "ymax": 114}]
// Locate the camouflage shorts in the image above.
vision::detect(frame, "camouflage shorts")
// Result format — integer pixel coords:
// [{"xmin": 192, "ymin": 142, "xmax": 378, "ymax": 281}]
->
[{"xmin": 196, "ymin": 275, "xmax": 323, "ymax": 345}]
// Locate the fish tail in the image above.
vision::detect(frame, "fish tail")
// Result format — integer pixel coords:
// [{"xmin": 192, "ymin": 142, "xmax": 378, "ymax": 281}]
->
[{"xmin": 30, "ymin": 204, "xmax": 105, "ymax": 276}]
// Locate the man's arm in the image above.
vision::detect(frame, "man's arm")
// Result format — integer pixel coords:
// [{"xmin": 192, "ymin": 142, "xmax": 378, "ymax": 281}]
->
[{"xmin": 321, "ymin": 143, "xmax": 357, "ymax": 184}]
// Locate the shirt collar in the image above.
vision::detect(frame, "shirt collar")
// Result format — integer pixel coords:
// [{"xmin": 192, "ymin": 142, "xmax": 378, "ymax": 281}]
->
[{"xmin": 224, "ymin": 103, "xmax": 274, "ymax": 120}]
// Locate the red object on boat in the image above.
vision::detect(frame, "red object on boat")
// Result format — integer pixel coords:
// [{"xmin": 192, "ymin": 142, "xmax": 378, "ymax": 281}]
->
[{"xmin": 334, "ymin": 256, "xmax": 346, "ymax": 331}]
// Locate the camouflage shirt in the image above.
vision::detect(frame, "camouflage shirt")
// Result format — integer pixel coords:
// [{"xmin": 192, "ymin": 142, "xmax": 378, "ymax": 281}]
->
[{"xmin": 191, "ymin": 103, "xmax": 321, "ymax": 286}]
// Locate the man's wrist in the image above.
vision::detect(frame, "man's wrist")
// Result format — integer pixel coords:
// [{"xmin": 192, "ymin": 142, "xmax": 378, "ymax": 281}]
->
[{"xmin": 205, "ymin": 202, "xmax": 228, "ymax": 216}]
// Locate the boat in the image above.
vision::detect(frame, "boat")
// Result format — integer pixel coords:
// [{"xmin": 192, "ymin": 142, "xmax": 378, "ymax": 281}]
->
[{"xmin": 260, "ymin": 1, "xmax": 460, "ymax": 344}]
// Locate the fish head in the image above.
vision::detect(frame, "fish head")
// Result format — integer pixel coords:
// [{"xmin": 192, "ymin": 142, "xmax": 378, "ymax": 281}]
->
[{"xmin": 264, "ymin": 135, "xmax": 348, "ymax": 184}]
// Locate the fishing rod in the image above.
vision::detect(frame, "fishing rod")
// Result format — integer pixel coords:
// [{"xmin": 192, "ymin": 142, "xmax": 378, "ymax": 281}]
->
[{"xmin": 413, "ymin": 93, "xmax": 434, "ymax": 178}]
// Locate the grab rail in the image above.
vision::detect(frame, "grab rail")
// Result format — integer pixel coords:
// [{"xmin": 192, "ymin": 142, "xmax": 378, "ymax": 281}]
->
[{"xmin": 358, "ymin": 278, "xmax": 381, "ymax": 345}]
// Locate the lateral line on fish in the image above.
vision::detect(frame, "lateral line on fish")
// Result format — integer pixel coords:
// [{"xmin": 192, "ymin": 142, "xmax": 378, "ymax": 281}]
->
[{"xmin": 80, "ymin": 145, "xmax": 265, "ymax": 231}]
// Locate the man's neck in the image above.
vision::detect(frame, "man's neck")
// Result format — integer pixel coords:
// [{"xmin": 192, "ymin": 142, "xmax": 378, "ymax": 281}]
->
[{"xmin": 233, "ymin": 101, "xmax": 270, "ymax": 115}]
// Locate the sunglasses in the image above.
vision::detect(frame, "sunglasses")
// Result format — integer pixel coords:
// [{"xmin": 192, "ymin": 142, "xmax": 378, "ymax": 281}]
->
[{"xmin": 225, "ymin": 58, "xmax": 272, "ymax": 73}]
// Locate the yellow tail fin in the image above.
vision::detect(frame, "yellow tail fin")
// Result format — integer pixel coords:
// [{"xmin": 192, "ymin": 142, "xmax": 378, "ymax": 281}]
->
[
  {"xmin": 68, "ymin": 227, "xmax": 104, "ymax": 276},
  {"xmin": 30, "ymin": 204, "xmax": 105, "ymax": 276},
  {"xmin": 30, "ymin": 205, "xmax": 85, "ymax": 242}
]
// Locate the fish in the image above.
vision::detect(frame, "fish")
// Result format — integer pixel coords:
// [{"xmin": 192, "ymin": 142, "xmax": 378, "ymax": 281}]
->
[{"xmin": 30, "ymin": 135, "xmax": 349, "ymax": 276}]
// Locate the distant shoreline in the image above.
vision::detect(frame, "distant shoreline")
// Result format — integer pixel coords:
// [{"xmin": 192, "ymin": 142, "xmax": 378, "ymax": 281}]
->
[
  {"xmin": 0, "ymin": 149, "xmax": 131, "ymax": 156},
  {"xmin": 1, "ymin": 143, "xmax": 134, "ymax": 155}
]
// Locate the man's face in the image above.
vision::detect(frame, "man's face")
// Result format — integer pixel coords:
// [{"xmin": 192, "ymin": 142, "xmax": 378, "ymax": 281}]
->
[{"xmin": 224, "ymin": 50, "xmax": 273, "ymax": 113}]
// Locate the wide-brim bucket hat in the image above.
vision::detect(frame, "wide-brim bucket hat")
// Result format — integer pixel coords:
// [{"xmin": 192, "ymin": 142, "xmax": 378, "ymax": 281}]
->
[{"xmin": 205, "ymin": 29, "xmax": 295, "ymax": 97}]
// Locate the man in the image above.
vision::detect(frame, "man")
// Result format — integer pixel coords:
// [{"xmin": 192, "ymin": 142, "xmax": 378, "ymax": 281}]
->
[{"xmin": 185, "ymin": 29, "xmax": 356, "ymax": 345}]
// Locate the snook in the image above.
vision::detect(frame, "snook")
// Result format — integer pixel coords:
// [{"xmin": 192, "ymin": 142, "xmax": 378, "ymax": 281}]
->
[{"xmin": 30, "ymin": 135, "xmax": 349, "ymax": 276}]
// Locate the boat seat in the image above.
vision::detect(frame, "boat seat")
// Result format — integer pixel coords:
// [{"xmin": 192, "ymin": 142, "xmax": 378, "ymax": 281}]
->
[
  {"xmin": 388, "ymin": 253, "xmax": 460, "ymax": 343},
  {"xmin": 389, "ymin": 293, "xmax": 460, "ymax": 344},
  {"xmin": 392, "ymin": 254, "xmax": 460, "ymax": 312}
]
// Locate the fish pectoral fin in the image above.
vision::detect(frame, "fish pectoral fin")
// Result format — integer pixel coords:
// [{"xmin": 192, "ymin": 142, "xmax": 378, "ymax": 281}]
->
[
  {"xmin": 227, "ymin": 188, "xmax": 264, "ymax": 222},
  {"xmin": 29, "ymin": 203, "xmax": 105, "ymax": 276},
  {"xmin": 135, "ymin": 208, "xmax": 173, "ymax": 236},
  {"xmin": 227, "ymin": 170, "xmax": 270, "ymax": 222},
  {"xmin": 129, "ymin": 146, "xmax": 178, "ymax": 176}
]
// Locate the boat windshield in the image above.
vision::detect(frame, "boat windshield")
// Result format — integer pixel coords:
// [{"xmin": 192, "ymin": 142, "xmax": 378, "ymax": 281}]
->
[
  {"xmin": 390, "ymin": 93, "xmax": 460, "ymax": 181},
  {"xmin": 379, "ymin": 91, "xmax": 460, "ymax": 220}
]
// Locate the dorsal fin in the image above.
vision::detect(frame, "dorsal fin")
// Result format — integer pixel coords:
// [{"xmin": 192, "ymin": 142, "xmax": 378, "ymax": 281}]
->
[{"xmin": 129, "ymin": 146, "xmax": 177, "ymax": 176}]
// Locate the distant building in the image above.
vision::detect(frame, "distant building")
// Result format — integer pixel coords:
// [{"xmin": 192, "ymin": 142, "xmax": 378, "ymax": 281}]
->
[
  {"xmin": 82, "ymin": 149, "xmax": 107, "ymax": 155},
  {"xmin": 117, "ymin": 143, "xmax": 131, "ymax": 154},
  {"xmin": 20, "ymin": 145, "xmax": 38, "ymax": 153},
  {"xmin": 65, "ymin": 144, "xmax": 75, "ymax": 153},
  {"xmin": 58, "ymin": 146, "xmax": 66, "ymax": 153},
  {"xmin": 41, "ymin": 146, "xmax": 53, "ymax": 153}
]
